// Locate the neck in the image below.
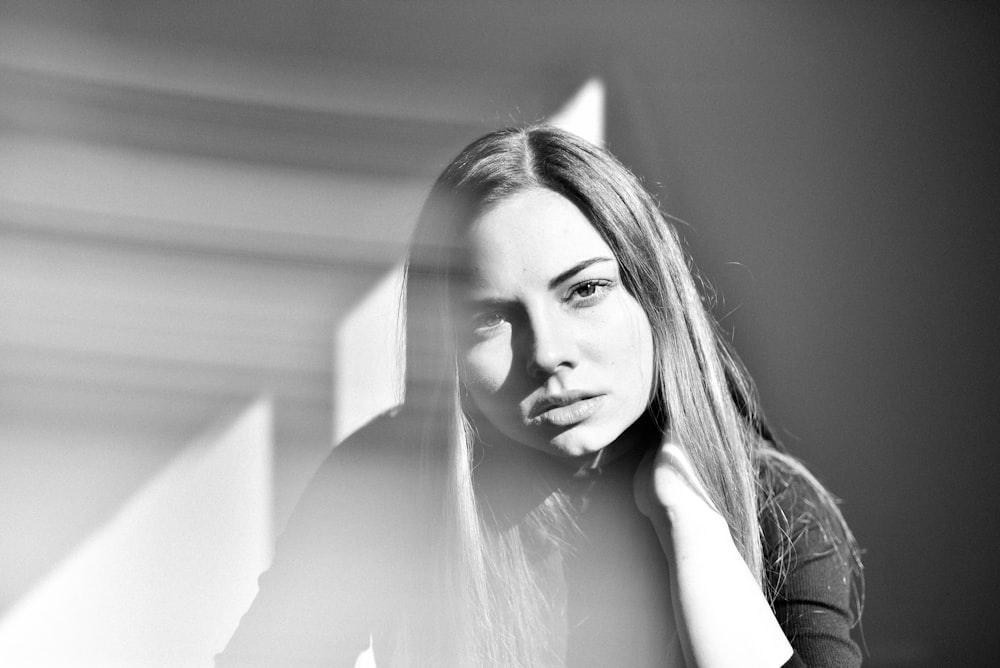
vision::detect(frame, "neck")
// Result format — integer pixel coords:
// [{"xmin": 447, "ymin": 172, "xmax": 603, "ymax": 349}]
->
[
  {"xmin": 574, "ymin": 412, "xmax": 659, "ymax": 476},
  {"xmin": 471, "ymin": 413, "xmax": 661, "ymax": 526}
]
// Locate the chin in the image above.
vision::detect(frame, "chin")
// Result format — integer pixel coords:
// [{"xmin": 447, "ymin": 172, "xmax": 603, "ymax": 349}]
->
[
  {"xmin": 538, "ymin": 415, "xmax": 653, "ymax": 465},
  {"xmin": 543, "ymin": 428, "xmax": 614, "ymax": 459}
]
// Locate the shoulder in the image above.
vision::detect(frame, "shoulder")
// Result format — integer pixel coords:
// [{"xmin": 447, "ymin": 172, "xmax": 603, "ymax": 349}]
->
[
  {"xmin": 316, "ymin": 405, "xmax": 420, "ymax": 473},
  {"xmin": 284, "ymin": 406, "xmax": 423, "ymax": 547},
  {"xmin": 310, "ymin": 406, "xmax": 418, "ymax": 475},
  {"xmin": 217, "ymin": 408, "xmax": 425, "ymax": 666},
  {"xmin": 757, "ymin": 449, "xmax": 864, "ymax": 667},
  {"xmin": 757, "ymin": 450, "xmax": 860, "ymax": 599}
]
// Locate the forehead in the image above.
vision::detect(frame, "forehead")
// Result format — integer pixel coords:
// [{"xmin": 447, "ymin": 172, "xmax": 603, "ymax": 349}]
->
[{"xmin": 463, "ymin": 189, "xmax": 613, "ymax": 287}]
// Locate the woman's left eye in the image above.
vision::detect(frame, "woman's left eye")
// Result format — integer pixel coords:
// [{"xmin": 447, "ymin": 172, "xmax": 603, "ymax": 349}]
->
[{"xmin": 567, "ymin": 279, "xmax": 613, "ymax": 305}]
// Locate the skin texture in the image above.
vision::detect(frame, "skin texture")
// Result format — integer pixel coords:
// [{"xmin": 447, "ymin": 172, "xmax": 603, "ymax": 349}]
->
[{"xmin": 455, "ymin": 188, "xmax": 655, "ymax": 462}]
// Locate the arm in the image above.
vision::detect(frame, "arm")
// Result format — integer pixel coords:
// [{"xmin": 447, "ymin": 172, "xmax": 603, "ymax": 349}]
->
[{"xmin": 634, "ymin": 439, "xmax": 794, "ymax": 668}]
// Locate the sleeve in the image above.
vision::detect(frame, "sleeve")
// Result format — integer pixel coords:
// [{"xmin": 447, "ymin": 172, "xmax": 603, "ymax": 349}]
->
[
  {"xmin": 216, "ymin": 413, "xmax": 418, "ymax": 668},
  {"xmin": 762, "ymin": 468, "xmax": 863, "ymax": 668}
]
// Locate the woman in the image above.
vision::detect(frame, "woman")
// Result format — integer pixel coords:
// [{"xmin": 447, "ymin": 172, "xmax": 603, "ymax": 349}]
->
[{"xmin": 219, "ymin": 126, "xmax": 863, "ymax": 667}]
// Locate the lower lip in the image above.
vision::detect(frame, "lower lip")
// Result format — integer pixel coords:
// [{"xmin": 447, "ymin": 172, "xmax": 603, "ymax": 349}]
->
[{"xmin": 533, "ymin": 396, "xmax": 604, "ymax": 427}]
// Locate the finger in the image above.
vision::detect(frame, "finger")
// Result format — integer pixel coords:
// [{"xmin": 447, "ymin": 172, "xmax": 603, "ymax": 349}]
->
[{"xmin": 652, "ymin": 441, "xmax": 721, "ymax": 515}]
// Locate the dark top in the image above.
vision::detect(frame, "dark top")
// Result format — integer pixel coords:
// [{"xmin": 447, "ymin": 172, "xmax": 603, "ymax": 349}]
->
[{"xmin": 218, "ymin": 409, "xmax": 861, "ymax": 667}]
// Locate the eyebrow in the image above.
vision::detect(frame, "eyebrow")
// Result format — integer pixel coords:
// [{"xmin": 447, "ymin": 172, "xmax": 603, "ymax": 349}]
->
[
  {"xmin": 547, "ymin": 257, "xmax": 615, "ymax": 289},
  {"xmin": 460, "ymin": 256, "xmax": 616, "ymax": 311}
]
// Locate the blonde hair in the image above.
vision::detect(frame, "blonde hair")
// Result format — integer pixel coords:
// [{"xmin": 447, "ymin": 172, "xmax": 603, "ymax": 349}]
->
[{"xmin": 402, "ymin": 125, "xmax": 860, "ymax": 666}]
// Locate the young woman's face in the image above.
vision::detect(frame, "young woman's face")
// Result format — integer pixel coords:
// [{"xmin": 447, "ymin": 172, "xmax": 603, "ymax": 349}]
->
[{"xmin": 455, "ymin": 188, "xmax": 655, "ymax": 460}]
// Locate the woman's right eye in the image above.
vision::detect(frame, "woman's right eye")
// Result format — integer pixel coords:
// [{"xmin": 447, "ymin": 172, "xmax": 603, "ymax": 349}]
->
[{"xmin": 471, "ymin": 311, "xmax": 507, "ymax": 333}]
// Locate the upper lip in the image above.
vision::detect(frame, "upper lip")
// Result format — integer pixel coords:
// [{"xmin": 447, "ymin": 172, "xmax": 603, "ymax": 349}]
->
[{"xmin": 527, "ymin": 391, "xmax": 597, "ymax": 419}]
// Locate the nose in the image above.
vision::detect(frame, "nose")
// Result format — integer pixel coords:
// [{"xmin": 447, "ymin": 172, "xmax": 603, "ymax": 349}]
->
[{"xmin": 523, "ymin": 306, "xmax": 578, "ymax": 379}]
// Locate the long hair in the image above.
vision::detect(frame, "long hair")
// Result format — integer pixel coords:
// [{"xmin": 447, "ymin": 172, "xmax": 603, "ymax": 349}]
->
[{"xmin": 402, "ymin": 125, "xmax": 860, "ymax": 666}]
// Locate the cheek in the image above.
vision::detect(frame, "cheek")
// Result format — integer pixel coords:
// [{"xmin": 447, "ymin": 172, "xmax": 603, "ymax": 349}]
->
[
  {"xmin": 612, "ymin": 303, "xmax": 655, "ymax": 399},
  {"xmin": 461, "ymin": 340, "xmax": 513, "ymax": 397},
  {"xmin": 636, "ymin": 323, "xmax": 656, "ymax": 399}
]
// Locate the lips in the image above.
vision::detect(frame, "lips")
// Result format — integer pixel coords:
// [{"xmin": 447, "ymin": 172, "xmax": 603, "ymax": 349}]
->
[{"xmin": 527, "ymin": 393, "xmax": 605, "ymax": 427}]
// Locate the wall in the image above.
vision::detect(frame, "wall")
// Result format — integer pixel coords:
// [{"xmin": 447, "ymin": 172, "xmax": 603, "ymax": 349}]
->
[{"xmin": 2, "ymin": 2, "xmax": 998, "ymax": 665}]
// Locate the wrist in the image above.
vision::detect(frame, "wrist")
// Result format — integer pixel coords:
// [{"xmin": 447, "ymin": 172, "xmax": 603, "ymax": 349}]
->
[{"xmin": 667, "ymin": 510, "xmax": 738, "ymax": 560}]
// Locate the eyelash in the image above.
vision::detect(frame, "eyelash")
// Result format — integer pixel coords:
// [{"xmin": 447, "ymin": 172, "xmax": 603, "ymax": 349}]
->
[
  {"xmin": 566, "ymin": 278, "xmax": 613, "ymax": 306},
  {"xmin": 471, "ymin": 310, "xmax": 507, "ymax": 333}
]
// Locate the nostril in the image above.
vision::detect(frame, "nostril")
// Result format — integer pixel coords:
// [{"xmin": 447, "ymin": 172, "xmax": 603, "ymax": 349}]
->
[
  {"xmin": 525, "ymin": 355, "xmax": 549, "ymax": 379},
  {"xmin": 526, "ymin": 341, "xmax": 571, "ymax": 378}
]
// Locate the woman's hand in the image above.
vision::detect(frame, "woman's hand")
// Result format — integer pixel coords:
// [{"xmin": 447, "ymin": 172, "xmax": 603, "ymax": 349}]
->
[
  {"xmin": 633, "ymin": 437, "xmax": 733, "ymax": 557},
  {"xmin": 634, "ymin": 434, "xmax": 794, "ymax": 668}
]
